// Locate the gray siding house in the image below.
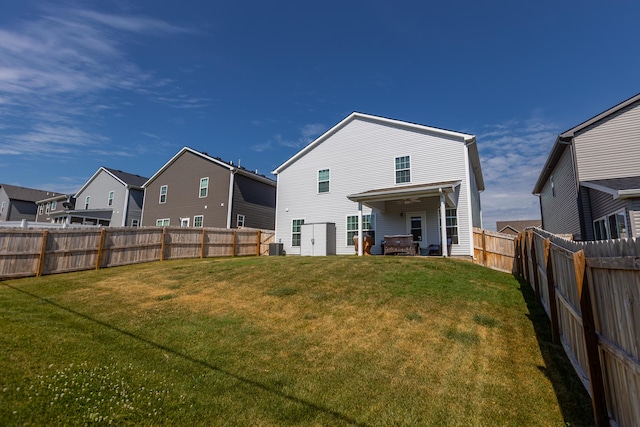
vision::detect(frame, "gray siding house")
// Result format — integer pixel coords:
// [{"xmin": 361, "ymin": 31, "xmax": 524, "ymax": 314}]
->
[
  {"xmin": 273, "ymin": 112, "xmax": 484, "ymax": 257},
  {"xmin": 141, "ymin": 147, "xmax": 276, "ymax": 229},
  {"xmin": 35, "ymin": 194, "xmax": 75, "ymax": 223},
  {"xmin": 533, "ymin": 93, "xmax": 640, "ymax": 240},
  {"xmin": 0, "ymin": 184, "xmax": 52, "ymax": 222},
  {"xmin": 61, "ymin": 167, "xmax": 148, "ymax": 226}
]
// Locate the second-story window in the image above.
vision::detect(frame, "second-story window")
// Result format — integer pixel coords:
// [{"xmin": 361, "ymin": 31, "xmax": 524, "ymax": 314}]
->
[
  {"xmin": 85, "ymin": 196, "xmax": 90, "ymax": 210},
  {"xmin": 39, "ymin": 204, "xmax": 44, "ymax": 215},
  {"xmin": 108, "ymin": 191, "xmax": 114, "ymax": 206},
  {"xmin": 51, "ymin": 201, "xmax": 57, "ymax": 210},
  {"xmin": 45, "ymin": 202, "xmax": 50, "ymax": 213},
  {"xmin": 395, "ymin": 156, "xmax": 411, "ymax": 184},
  {"xmin": 159, "ymin": 185, "xmax": 167, "ymax": 203},
  {"xmin": 318, "ymin": 169, "xmax": 330, "ymax": 193},
  {"xmin": 200, "ymin": 177, "xmax": 209, "ymax": 198}
]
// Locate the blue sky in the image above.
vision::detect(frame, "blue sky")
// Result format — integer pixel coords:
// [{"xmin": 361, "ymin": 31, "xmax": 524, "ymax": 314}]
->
[{"xmin": 1, "ymin": 1, "xmax": 639, "ymax": 229}]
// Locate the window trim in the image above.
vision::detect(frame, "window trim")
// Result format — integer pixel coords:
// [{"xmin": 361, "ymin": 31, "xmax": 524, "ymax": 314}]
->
[
  {"xmin": 318, "ymin": 168, "xmax": 330, "ymax": 194},
  {"xmin": 346, "ymin": 214, "xmax": 375, "ymax": 247},
  {"xmin": 593, "ymin": 209, "xmax": 628, "ymax": 240},
  {"xmin": 438, "ymin": 208, "xmax": 459, "ymax": 245},
  {"xmin": 156, "ymin": 218, "xmax": 170, "ymax": 227},
  {"xmin": 199, "ymin": 177, "xmax": 209, "ymax": 198},
  {"xmin": 108, "ymin": 191, "xmax": 114, "ymax": 206},
  {"xmin": 291, "ymin": 218, "xmax": 304, "ymax": 247},
  {"xmin": 194, "ymin": 215, "xmax": 204, "ymax": 228},
  {"xmin": 39, "ymin": 204, "xmax": 44, "ymax": 215},
  {"xmin": 51, "ymin": 200, "xmax": 57, "ymax": 211},
  {"xmin": 85, "ymin": 196, "xmax": 90, "ymax": 210},
  {"xmin": 131, "ymin": 219, "xmax": 139, "ymax": 227},
  {"xmin": 159, "ymin": 185, "xmax": 168, "ymax": 204},
  {"xmin": 237, "ymin": 214, "xmax": 245, "ymax": 228},
  {"xmin": 45, "ymin": 202, "xmax": 51, "ymax": 213},
  {"xmin": 395, "ymin": 155, "xmax": 411, "ymax": 184}
]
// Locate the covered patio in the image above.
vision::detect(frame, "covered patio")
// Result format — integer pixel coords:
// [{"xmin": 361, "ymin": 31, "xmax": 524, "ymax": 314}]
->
[{"xmin": 347, "ymin": 180, "xmax": 460, "ymax": 257}]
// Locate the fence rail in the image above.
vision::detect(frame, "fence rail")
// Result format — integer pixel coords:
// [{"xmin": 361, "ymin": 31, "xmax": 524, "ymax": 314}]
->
[
  {"xmin": 472, "ymin": 227, "xmax": 515, "ymax": 273},
  {"xmin": 0, "ymin": 226, "xmax": 275, "ymax": 280},
  {"xmin": 513, "ymin": 228, "xmax": 640, "ymax": 427}
]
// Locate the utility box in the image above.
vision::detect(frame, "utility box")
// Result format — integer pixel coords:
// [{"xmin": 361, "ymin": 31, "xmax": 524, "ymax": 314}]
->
[
  {"xmin": 269, "ymin": 243, "xmax": 284, "ymax": 256},
  {"xmin": 300, "ymin": 222, "xmax": 336, "ymax": 256}
]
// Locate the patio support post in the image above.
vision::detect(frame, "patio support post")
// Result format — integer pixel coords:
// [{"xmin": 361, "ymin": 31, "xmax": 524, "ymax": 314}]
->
[
  {"xmin": 439, "ymin": 190, "xmax": 448, "ymax": 257},
  {"xmin": 357, "ymin": 202, "xmax": 363, "ymax": 256}
]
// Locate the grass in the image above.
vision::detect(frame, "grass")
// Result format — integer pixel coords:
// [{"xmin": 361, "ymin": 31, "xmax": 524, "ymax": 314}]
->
[{"xmin": 0, "ymin": 256, "xmax": 593, "ymax": 426}]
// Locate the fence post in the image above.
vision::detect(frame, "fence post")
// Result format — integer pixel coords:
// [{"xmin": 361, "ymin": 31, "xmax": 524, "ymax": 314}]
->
[
  {"xmin": 232, "ymin": 230, "xmax": 237, "ymax": 257},
  {"xmin": 160, "ymin": 227, "xmax": 167, "ymax": 261},
  {"xmin": 256, "ymin": 229, "xmax": 261, "ymax": 256},
  {"xmin": 544, "ymin": 238, "xmax": 560, "ymax": 345},
  {"xmin": 95, "ymin": 228, "xmax": 106, "ymax": 270},
  {"xmin": 573, "ymin": 250, "xmax": 609, "ymax": 426},
  {"xmin": 521, "ymin": 232, "xmax": 529, "ymax": 284},
  {"xmin": 36, "ymin": 230, "xmax": 48, "ymax": 277},
  {"xmin": 529, "ymin": 231, "xmax": 541, "ymax": 302},
  {"xmin": 200, "ymin": 228, "xmax": 206, "ymax": 259},
  {"xmin": 482, "ymin": 229, "xmax": 487, "ymax": 266}
]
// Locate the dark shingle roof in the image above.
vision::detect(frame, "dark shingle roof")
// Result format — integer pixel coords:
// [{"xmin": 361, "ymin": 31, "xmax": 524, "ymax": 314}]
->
[
  {"xmin": 583, "ymin": 176, "xmax": 640, "ymax": 191},
  {"xmin": 0, "ymin": 184, "xmax": 53, "ymax": 202},
  {"xmin": 104, "ymin": 168, "xmax": 148, "ymax": 188}
]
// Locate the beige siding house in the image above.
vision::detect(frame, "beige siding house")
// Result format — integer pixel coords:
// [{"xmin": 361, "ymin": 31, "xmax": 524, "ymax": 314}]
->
[
  {"xmin": 533, "ymin": 93, "xmax": 640, "ymax": 240},
  {"xmin": 273, "ymin": 112, "xmax": 484, "ymax": 257},
  {"xmin": 142, "ymin": 147, "xmax": 276, "ymax": 229}
]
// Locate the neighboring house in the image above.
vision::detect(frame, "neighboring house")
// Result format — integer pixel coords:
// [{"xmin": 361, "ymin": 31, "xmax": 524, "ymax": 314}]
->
[
  {"xmin": 35, "ymin": 194, "xmax": 76, "ymax": 223},
  {"xmin": 272, "ymin": 112, "xmax": 484, "ymax": 257},
  {"xmin": 141, "ymin": 147, "xmax": 276, "ymax": 229},
  {"xmin": 0, "ymin": 184, "xmax": 52, "ymax": 222},
  {"xmin": 496, "ymin": 219, "xmax": 541, "ymax": 235},
  {"xmin": 533, "ymin": 93, "xmax": 640, "ymax": 241},
  {"xmin": 62, "ymin": 167, "xmax": 148, "ymax": 226}
]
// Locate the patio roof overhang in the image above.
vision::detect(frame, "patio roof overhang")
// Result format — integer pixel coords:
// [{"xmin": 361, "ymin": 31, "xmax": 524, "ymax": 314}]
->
[{"xmin": 347, "ymin": 180, "xmax": 461, "ymax": 208}]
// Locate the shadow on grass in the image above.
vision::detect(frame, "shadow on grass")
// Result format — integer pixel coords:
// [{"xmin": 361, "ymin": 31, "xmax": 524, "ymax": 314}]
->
[
  {"xmin": 517, "ymin": 277, "xmax": 595, "ymax": 427},
  {"xmin": 3, "ymin": 283, "xmax": 368, "ymax": 427}
]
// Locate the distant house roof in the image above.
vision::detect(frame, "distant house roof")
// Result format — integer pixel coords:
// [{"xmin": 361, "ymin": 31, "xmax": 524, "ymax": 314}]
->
[
  {"xmin": 581, "ymin": 175, "xmax": 640, "ymax": 199},
  {"xmin": 0, "ymin": 184, "xmax": 52, "ymax": 202},
  {"xmin": 143, "ymin": 147, "xmax": 276, "ymax": 188},
  {"xmin": 75, "ymin": 167, "xmax": 149, "ymax": 197},
  {"xmin": 533, "ymin": 92, "xmax": 640, "ymax": 194},
  {"xmin": 496, "ymin": 219, "xmax": 541, "ymax": 234},
  {"xmin": 272, "ymin": 112, "xmax": 484, "ymax": 191}
]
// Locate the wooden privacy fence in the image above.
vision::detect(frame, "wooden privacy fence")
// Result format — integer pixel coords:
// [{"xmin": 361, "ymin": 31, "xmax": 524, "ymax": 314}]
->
[
  {"xmin": 516, "ymin": 227, "xmax": 640, "ymax": 427},
  {"xmin": 472, "ymin": 228, "xmax": 516, "ymax": 273},
  {"xmin": 0, "ymin": 226, "xmax": 275, "ymax": 280}
]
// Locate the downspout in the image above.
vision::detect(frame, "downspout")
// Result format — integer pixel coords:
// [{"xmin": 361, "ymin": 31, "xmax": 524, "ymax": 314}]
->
[
  {"xmin": 121, "ymin": 187, "xmax": 130, "ymax": 226},
  {"xmin": 227, "ymin": 170, "xmax": 236, "ymax": 229}
]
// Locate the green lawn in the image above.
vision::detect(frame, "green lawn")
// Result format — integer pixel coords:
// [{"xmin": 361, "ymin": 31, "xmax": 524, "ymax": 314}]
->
[{"xmin": 0, "ymin": 256, "xmax": 593, "ymax": 426}]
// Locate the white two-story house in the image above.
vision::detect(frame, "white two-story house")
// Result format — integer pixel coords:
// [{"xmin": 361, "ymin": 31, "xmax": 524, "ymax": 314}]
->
[{"xmin": 273, "ymin": 112, "xmax": 484, "ymax": 257}]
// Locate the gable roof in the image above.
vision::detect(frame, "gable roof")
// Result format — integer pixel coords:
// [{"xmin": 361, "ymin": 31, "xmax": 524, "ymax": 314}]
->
[
  {"xmin": 272, "ymin": 112, "xmax": 484, "ymax": 190},
  {"xmin": 75, "ymin": 167, "xmax": 149, "ymax": 197},
  {"xmin": 533, "ymin": 92, "xmax": 640, "ymax": 194},
  {"xmin": 0, "ymin": 184, "xmax": 52, "ymax": 203},
  {"xmin": 496, "ymin": 219, "xmax": 541, "ymax": 234},
  {"xmin": 143, "ymin": 146, "xmax": 276, "ymax": 188}
]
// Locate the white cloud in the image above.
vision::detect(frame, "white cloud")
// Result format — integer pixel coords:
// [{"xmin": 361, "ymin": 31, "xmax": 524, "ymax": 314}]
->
[
  {"xmin": 252, "ymin": 122, "xmax": 326, "ymax": 152},
  {"xmin": 478, "ymin": 118, "xmax": 559, "ymax": 230}
]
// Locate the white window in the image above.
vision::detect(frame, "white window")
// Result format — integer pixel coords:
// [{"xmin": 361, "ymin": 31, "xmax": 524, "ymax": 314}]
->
[
  {"xmin": 292, "ymin": 219, "xmax": 304, "ymax": 246},
  {"xmin": 45, "ymin": 202, "xmax": 50, "ymax": 213},
  {"xmin": 551, "ymin": 175, "xmax": 555, "ymax": 197},
  {"xmin": 156, "ymin": 218, "xmax": 170, "ymax": 227},
  {"xmin": 199, "ymin": 177, "xmax": 209, "ymax": 198},
  {"xmin": 445, "ymin": 208, "xmax": 459, "ymax": 244},
  {"xmin": 85, "ymin": 196, "xmax": 90, "ymax": 210},
  {"xmin": 395, "ymin": 156, "xmax": 411, "ymax": 184},
  {"xmin": 594, "ymin": 210, "xmax": 628, "ymax": 240},
  {"xmin": 108, "ymin": 191, "xmax": 114, "ymax": 206},
  {"xmin": 237, "ymin": 214, "xmax": 245, "ymax": 227},
  {"xmin": 347, "ymin": 214, "xmax": 375, "ymax": 246},
  {"xmin": 159, "ymin": 185, "xmax": 167, "ymax": 203},
  {"xmin": 194, "ymin": 215, "xmax": 203, "ymax": 228},
  {"xmin": 1, "ymin": 201, "xmax": 4, "ymax": 212},
  {"xmin": 131, "ymin": 219, "xmax": 139, "ymax": 227},
  {"xmin": 51, "ymin": 200, "xmax": 57, "ymax": 211},
  {"xmin": 318, "ymin": 169, "xmax": 330, "ymax": 193},
  {"xmin": 38, "ymin": 204, "xmax": 44, "ymax": 215},
  {"xmin": 180, "ymin": 218, "xmax": 190, "ymax": 227}
]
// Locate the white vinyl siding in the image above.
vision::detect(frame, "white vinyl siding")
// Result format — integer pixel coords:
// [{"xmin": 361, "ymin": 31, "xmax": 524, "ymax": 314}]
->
[
  {"xmin": 573, "ymin": 100, "xmax": 640, "ymax": 181},
  {"xmin": 275, "ymin": 117, "xmax": 475, "ymax": 256}
]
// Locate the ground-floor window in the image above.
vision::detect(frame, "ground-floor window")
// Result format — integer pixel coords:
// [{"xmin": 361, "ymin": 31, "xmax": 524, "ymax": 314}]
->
[
  {"xmin": 438, "ymin": 208, "xmax": 459, "ymax": 244},
  {"xmin": 131, "ymin": 219, "xmax": 139, "ymax": 227},
  {"xmin": 594, "ymin": 210, "xmax": 627, "ymax": 240},
  {"xmin": 292, "ymin": 219, "xmax": 304, "ymax": 246},
  {"xmin": 194, "ymin": 215, "xmax": 203, "ymax": 228},
  {"xmin": 346, "ymin": 214, "xmax": 375, "ymax": 246},
  {"xmin": 156, "ymin": 218, "xmax": 170, "ymax": 227},
  {"xmin": 237, "ymin": 214, "xmax": 245, "ymax": 227}
]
